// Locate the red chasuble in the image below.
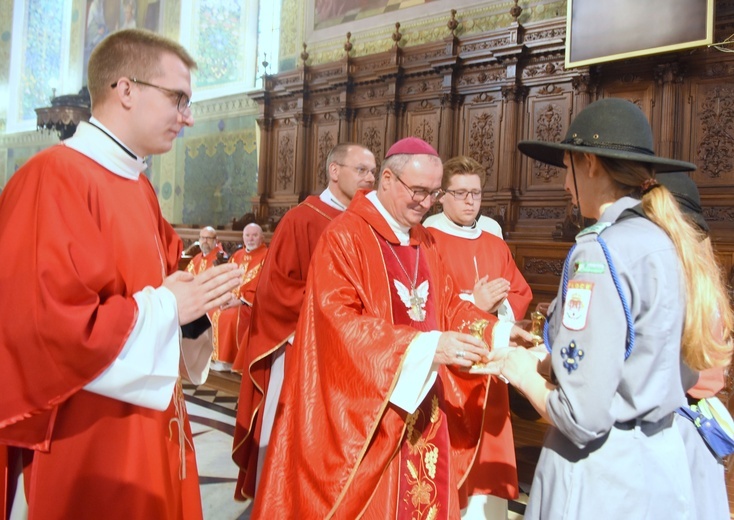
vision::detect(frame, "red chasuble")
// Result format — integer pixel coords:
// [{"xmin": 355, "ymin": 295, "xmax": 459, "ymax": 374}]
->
[
  {"xmin": 186, "ymin": 245, "xmax": 224, "ymax": 275},
  {"xmin": 0, "ymin": 146, "xmax": 201, "ymax": 520},
  {"xmin": 251, "ymin": 191, "xmax": 499, "ymax": 519},
  {"xmin": 232, "ymin": 196, "xmax": 342, "ymax": 500},
  {"xmin": 212, "ymin": 244, "xmax": 268, "ymax": 364},
  {"xmin": 427, "ymin": 226, "xmax": 533, "ymax": 501}
]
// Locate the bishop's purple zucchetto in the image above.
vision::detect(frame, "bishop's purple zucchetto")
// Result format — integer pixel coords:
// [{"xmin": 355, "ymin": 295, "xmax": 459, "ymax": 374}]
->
[{"xmin": 385, "ymin": 137, "xmax": 439, "ymax": 158}]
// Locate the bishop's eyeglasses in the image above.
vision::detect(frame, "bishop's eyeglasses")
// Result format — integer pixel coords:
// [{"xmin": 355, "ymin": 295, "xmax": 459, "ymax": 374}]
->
[
  {"xmin": 111, "ymin": 77, "xmax": 192, "ymax": 113},
  {"xmin": 393, "ymin": 172, "xmax": 444, "ymax": 203}
]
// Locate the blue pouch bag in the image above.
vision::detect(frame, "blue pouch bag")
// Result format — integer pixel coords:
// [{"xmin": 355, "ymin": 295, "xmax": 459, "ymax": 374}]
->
[{"xmin": 677, "ymin": 397, "xmax": 734, "ymax": 459}]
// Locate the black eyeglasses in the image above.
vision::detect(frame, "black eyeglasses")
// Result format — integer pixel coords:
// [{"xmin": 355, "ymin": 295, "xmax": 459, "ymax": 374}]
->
[
  {"xmin": 392, "ymin": 172, "xmax": 444, "ymax": 203},
  {"xmin": 111, "ymin": 77, "xmax": 192, "ymax": 113},
  {"xmin": 335, "ymin": 163, "xmax": 376, "ymax": 177},
  {"xmin": 445, "ymin": 189, "xmax": 482, "ymax": 201}
]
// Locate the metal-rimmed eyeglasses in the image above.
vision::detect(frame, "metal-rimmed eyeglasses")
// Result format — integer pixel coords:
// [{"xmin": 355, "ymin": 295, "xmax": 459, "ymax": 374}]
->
[
  {"xmin": 393, "ymin": 172, "xmax": 444, "ymax": 203},
  {"xmin": 335, "ymin": 163, "xmax": 377, "ymax": 177},
  {"xmin": 445, "ymin": 189, "xmax": 482, "ymax": 201},
  {"xmin": 111, "ymin": 77, "xmax": 192, "ymax": 113}
]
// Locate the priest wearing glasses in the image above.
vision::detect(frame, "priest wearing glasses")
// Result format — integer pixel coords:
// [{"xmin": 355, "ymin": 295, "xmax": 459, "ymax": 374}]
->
[
  {"xmin": 251, "ymin": 137, "xmax": 533, "ymax": 519},
  {"xmin": 0, "ymin": 29, "xmax": 242, "ymax": 519}
]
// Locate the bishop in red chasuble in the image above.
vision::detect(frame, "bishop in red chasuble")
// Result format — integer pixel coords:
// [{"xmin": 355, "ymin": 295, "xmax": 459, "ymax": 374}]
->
[{"xmin": 251, "ymin": 138, "xmax": 531, "ymax": 519}]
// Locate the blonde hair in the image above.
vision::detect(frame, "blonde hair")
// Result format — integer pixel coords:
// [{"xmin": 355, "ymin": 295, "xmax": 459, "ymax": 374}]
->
[
  {"xmin": 597, "ymin": 155, "xmax": 733, "ymax": 370},
  {"xmin": 441, "ymin": 155, "xmax": 486, "ymax": 190},
  {"xmin": 87, "ymin": 29, "xmax": 197, "ymax": 109}
]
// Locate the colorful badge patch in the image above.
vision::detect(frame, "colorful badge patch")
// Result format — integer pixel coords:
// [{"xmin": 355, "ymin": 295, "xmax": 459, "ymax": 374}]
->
[
  {"xmin": 561, "ymin": 340, "xmax": 585, "ymax": 374},
  {"xmin": 562, "ymin": 281, "xmax": 593, "ymax": 331}
]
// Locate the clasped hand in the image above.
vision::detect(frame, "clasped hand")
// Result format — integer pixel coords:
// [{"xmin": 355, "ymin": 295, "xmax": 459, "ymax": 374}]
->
[
  {"xmin": 163, "ymin": 263, "xmax": 244, "ymax": 325},
  {"xmin": 473, "ymin": 276, "xmax": 510, "ymax": 313}
]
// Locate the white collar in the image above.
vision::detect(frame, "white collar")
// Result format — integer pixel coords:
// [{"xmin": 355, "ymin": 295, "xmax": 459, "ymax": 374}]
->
[
  {"xmin": 320, "ymin": 187, "xmax": 348, "ymax": 211},
  {"xmin": 424, "ymin": 212, "xmax": 481, "ymax": 240},
  {"xmin": 63, "ymin": 117, "xmax": 148, "ymax": 180},
  {"xmin": 366, "ymin": 191, "xmax": 411, "ymax": 245}
]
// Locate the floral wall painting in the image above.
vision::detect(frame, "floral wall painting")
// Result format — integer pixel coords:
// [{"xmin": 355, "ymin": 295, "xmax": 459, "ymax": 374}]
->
[{"xmin": 83, "ymin": 0, "xmax": 161, "ymax": 83}]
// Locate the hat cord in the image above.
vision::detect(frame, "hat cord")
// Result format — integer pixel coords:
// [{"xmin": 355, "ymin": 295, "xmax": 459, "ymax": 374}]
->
[{"xmin": 562, "ymin": 137, "xmax": 655, "ymax": 156}]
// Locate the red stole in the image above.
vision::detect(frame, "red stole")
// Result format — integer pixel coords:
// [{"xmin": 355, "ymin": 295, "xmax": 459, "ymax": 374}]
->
[{"xmin": 377, "ymin": 236, "xmax": 450, "ymax": 520}]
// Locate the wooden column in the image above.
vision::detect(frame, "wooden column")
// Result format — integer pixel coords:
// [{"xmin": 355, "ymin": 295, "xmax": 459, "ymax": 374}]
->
[
  {"xmin": 572, "ymin": 73, "xmax": 595, "ymax": 113},
  {"xmin": 499, "ymin": 84, "xmax": 527, "ymax": 231},
  {"xmin": 294, "ymin": 113, "xmax": 312, "ymax": 197},
  {"xmin": 439, "ymin": 93, "xmax": 460, "ymax": 158},
  {"xmin": 654, "ymin": 62, "xmax": 683, "ymax": 158}
]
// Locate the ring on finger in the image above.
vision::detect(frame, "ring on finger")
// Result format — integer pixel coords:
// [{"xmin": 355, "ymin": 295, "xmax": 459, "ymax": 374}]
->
[{"xmin": 456, "ymin": 350, "xmax": 465, "ymax": 359}]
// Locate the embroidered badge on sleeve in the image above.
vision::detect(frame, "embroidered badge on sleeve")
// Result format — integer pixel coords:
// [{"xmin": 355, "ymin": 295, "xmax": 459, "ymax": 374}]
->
[{"xmin": 562, "ymin": 280, "xmax": 593, "ymax": 331}]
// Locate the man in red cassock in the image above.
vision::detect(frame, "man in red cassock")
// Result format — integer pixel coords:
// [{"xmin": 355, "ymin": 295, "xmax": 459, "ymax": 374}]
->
[
  {"xmin": 232, "ymin": 142, "xmax": 377, "ymax": 501},
  {"xmin": 212, "ymin": 223, "xmax": 268, "ymax": 372},
  {"xmin": 0, "ymin": 29, "xmax": 244, "ymax": 520},
  {"xmin": 186, "ymin": 226, "xmax": 225, "ymax": 275},
  {"xmin": 424, "ymin": 155, "xmax": 533, "ymax": 519},
  {"xmin": 185, "ymin": 225, "xmax": 229, "ymax": 369},
  {"xmin": 251, "ymin": 137, "xmax": 533, "ymax": 519}
]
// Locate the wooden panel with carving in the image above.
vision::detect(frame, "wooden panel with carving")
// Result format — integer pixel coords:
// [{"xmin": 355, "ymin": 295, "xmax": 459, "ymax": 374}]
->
[
  {"xmin": 521, "ymin": 89, "xmax": 573, "ymax": 191},
  {"xmin": 686, "ymin": 80, "xmax": 734, "ymax": 186},
  {"xmin": 353, "ymin": 105, "xmax": 387, "ymax": 169},
  {"xmin": 508, "ymin": 239, "xmax": 571, "ymax": 312},
  {"xmin": 311, "ymin": 115, "xmax": 340, "ymax": 191},
  {"xmin": 599, "ymin": 83, "xmax": 655, "ymax": 127},
  {"xmin": 272, "ymin": 124, "xmax": 297, "ymax": 194},
  {"xmin": 404, "ymin": 99, "xmax": 441, "ymax": 151},
  {"xmin": 459, "ymin": 94, "xmax": 503, "ymax": 193}
]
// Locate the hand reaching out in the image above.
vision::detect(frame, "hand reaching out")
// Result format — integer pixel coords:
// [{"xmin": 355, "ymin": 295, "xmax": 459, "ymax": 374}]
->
[
  {"xmin": 482, "ymin": 346, "xmax": 540, "ymax": 388},
  {"xmin": 434, "ymin": 331, "xmax": 490, "ymax": 368},
  {"xmin": 163, "ymin": 263, "xmax": 243, "ymax": 325}
]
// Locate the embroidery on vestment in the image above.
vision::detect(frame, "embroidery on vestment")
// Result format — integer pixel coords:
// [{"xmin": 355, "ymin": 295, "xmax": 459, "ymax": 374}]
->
[
  {"xmin": 400, "ymin": 393, "xmax": 447, "ymax": 520},
  {"xmin": 242, "ymin": 263, "xmax": 262, "ymax": 286},
  {"xmin": 394, "ymin": 279, "xmax": 429, "ymax": 322}
]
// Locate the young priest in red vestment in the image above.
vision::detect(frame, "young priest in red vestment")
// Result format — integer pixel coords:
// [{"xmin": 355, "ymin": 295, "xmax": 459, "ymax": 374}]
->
[
  {"xmin": 424, "ymin": 155, "xmax": 533, "ymax": 519},
  {"xmin": 251, "ymin": 137, "xmax": 533, "ymax": 519},
  {"xmin": 0, "ymin": 29, "xmax": 243, "ymax": 520},
  {"xmin": 232, "ymin": 143, "xmax": 377, "ymax": 501}
]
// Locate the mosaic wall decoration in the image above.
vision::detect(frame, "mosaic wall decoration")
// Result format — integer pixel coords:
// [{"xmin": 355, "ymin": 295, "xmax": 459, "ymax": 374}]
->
[
  {"xmin": 183, "ymin": 129, "xmax": 258, "ymax": 226},
  {"xmin": 18, "ymin": 0, "xmax": 64, "ymax": 123},
  {"xmin": 188, "ymin": 0, "xmax": 248, "ymax": 88}
]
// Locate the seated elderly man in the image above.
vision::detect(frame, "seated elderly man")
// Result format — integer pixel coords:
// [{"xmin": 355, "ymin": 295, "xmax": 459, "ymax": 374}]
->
[{"xmin": 211, "ymin": 223, "xmax": 268, "ymax": 372}]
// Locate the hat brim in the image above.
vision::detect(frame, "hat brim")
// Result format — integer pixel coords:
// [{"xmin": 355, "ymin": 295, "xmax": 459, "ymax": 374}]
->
[{"xmin": 518, "ymin": 140, "xmax": 696, "ymax": 173}]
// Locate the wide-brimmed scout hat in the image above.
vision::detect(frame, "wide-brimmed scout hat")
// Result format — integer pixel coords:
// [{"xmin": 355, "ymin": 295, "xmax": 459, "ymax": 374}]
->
[
  {"xmin": 518, "ymin": 98, "xmax": 696, "ymax": 173},
  {"xmin": 656, "ymin": 172, "xmax": 709, "ymax": 232}
]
